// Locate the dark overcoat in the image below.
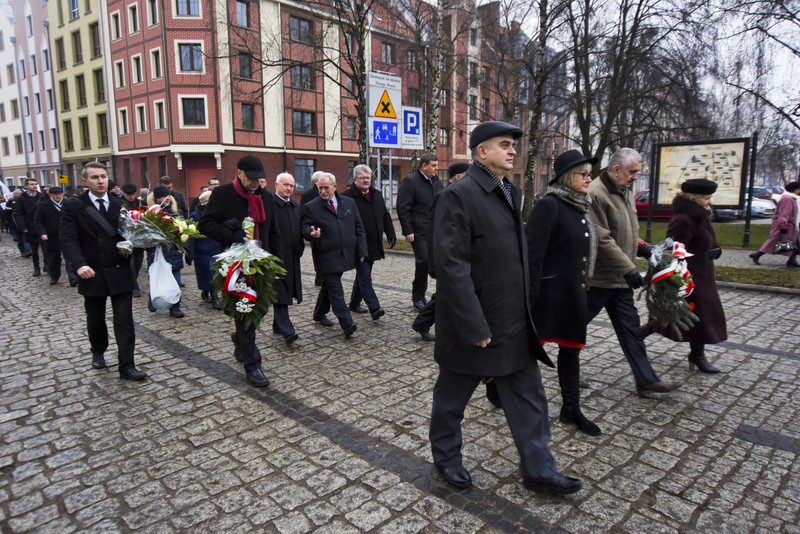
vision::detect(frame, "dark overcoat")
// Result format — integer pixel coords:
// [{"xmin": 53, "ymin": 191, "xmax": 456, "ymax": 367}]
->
[
  {"xmin": 341, "ymin": 184, "xmax": 396, "ymax": 262},
  {"xmin": 661, "ymin": 196, "xmax": 727, "ymax": 344},
  {"xmin": 188, "ymin": 207, "xmax": 221, "ymax": 292},
  {"xmin": 526, "ymin": 194, "xmax": 591, "ymax": 345},
  {"xmin": 432, "ymin": 165, "xmax": 553, "ymax": 376},
  {"xmin": 197, "ymin": 182, "xmax": 282, "ymax": 259},
  {"xmin": 300, "ymin": 194, "xmax": 367, "ymax": 274},
  {"xmin": 60, "ymin": 192, "xmax": 135, "ymax": 297},
  {"xmin": 271, "ymin": 194, "xmax": 304, "ymax": 304},
  {"xmin": 396, "ymin": 170, "xmax": 442, "ymax": 240},
  {"xmin": 34, "ymin": 199, "xmax": 64, "ymax": 251},
  {"xmin": 14, "ymin": 192, "xmax": 44, "ymax": 242}
]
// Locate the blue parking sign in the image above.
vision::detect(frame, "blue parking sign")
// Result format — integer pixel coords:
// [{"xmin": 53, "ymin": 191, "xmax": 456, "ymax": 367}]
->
[{"xmin": 404, "ymin": 109, "xmax": 420, "ymax": 135}]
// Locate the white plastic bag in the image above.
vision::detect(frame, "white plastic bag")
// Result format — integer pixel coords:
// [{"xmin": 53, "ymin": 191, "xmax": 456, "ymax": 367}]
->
[{"xmin": 149, "ymin": 247, "xmax": 181, "ymax": 310}]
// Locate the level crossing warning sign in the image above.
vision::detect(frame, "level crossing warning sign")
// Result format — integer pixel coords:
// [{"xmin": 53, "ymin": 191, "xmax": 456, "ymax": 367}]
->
[{"xmin": 374, "ymin": 90, "xmax": 397, "ymax": 118}]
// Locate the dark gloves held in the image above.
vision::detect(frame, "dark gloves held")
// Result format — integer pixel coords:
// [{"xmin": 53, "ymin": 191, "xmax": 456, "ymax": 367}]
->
[
  {"xmin": 231, "ymin": 229, "xmax": 247, "ymax": 242},
  {"xmin": 708, "ymin": 246, "xmax": 722, "ymax": 260},
  {"xmin": 624, "ymin": 269, "xmax": 644, "ymax": 289},
  {"xmin": 388, "ymin": 238, "xmax": 396, "ymax": 249},
  {"xmin": 637, "ymin": 242, "xmax": 653, "ymax": 260},
  {"xmin": 185, "ymin": 257, "xmax": 193, "ymax": 266}
]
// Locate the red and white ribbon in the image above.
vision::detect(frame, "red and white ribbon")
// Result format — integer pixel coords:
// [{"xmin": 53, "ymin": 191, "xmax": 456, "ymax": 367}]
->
[
  {"xmin": 650, "ymin": 241, "xmax": 694, "ymax": 298},
  {"xmin": 223, "ymin": 261, "xmax": 257, "ymax": 302}
]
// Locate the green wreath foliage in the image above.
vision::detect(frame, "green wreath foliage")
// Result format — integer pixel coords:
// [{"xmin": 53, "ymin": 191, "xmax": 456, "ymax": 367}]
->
[{"xmin": 212, "ymin": 255, "xmax": 286, "ymax": 331}]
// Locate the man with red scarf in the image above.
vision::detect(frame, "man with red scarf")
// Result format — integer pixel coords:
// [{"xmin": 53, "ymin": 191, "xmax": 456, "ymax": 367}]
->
[{"xmin": 199, "ymin": 155, "xmax": 283, "ymax": 388}]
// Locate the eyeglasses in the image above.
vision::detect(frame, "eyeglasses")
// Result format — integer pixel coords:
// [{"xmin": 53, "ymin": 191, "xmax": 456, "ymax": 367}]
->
[{"xmin": 575, "ymin": 171, "xmax": 592, "ymax": 179}]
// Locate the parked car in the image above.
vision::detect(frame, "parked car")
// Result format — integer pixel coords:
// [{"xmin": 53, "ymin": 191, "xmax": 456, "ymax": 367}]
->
[
  {"xmin": 710, "ymin": 207, "xmax": 741, "ymax": 222},
  {"xmin": 635, "ymin": 190, "xmax": 673, "ymax": 220},
  {"xmin": 744, "ymin": 195, "xmax": 775, "ymax": 218},
  {"xmin": 752, "ymin": 186, "xmax": 779, "ymax": 205}
]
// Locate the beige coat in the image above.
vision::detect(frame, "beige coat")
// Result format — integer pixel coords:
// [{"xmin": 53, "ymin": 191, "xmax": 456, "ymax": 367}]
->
[{"xmin": 587, "ymin": 170, "xmax": 639, "ymax": 288}]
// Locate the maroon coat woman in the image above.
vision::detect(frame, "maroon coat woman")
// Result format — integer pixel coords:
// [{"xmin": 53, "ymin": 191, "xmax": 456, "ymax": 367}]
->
[{"xmin": 750, "ymin": 181, "xmax": 800, "ymax": 268}]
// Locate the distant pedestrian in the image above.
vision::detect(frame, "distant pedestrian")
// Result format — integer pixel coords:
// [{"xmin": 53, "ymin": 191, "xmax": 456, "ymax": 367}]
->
[
  {"xmin": 750, "ymin": 181, "xmax": 800, "ymax": 268},
  {"xmin": 34, "ymin": 186, "xmax": 77, "ymax": 286},
  {"xmin": 188, "ymin": 190, "xmax": 221, "ymax": 310},
  {"xmin": 14, "ymin": 178, "xmax": 44, "ymax": 275}
]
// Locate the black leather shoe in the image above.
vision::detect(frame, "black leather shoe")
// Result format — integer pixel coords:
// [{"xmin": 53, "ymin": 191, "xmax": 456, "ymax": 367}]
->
[
  {"xmin": 132, "ymin": 288, "xmax": 141, "ymax": 297},
  {"xmin": 412, "ymin": 321, "xmax": 435, "ymax": 341},
  {"xmin": 119, "ymin": 367, "xmax": 147, "ymax": 381},
  {"xmin": 314, "ymin": 315, "xmax": 334, "ymax": 327},
  {"xmin": 285, "ymin": 333, "xmax": 299, "ymax": 346},
  {"xmin": 169, "ymin": 308, "xmax": 185, "ymax": 318},
  {"xmin": 147, "ymin": 300, "xmax": 156, "ymax": 312},
  {"xmin": 523, "ymin": 473, "xmax": 582, "ymax": 495},
  {"xmin": 91, "ymin": 353, "xmax": 106, "ymax": 370},
  {"xmin": 69, "ymin": 279, "xmax": 78, "ymax": 287},
  {"xmin": 201, "ymin": 290, "xmax": 211, "ymax": 302},
  {"xmin": 32, "ymin": 270, "xmax": 41, "ymax": 277},
  {"xmin": 245, "ymin": 368, "xmax": 270, "ymax": 388},
  {"xmin": 211, "ymin": 299, "xmax": 222, "ymax": 310},
  {"xmin": 636, "ymin": 381, "xmax": 682, "ymax": 397},
  {"xmin": 49, "ymin": 279, "xmax": 59, "ymax": 285},
  {"xmin": 435, "ymin": 464, "xmax": 472, "ymax": 489},
  {"xmin": 349, "ymin": 304, "xmax": 368, "ymax": 314},
  {"xmin": 413, "ymin": 300, "xmax": 426, "ymax": 311},
  {"xmin": 231, "ymin": 333, "xmax": 242, "ymax": 363},
  {"xmin": 343, "ymin": 323, "xmax": 357, "ymax": 338},
  {"xmin": 370, "ymin": 308, "xmax": 385, "ymax": 320},
  {"xmin": 579, "ymin": 377, "xmax": 589, "ymax": 389}
]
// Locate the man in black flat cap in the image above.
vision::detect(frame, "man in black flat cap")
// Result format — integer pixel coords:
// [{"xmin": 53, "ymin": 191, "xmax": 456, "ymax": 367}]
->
[
  {"xmin": 428, "ymin": 120, "xmax": 581, "ymax": 495},
  {"xmin": 199, "ymin": 155, "xmax": 282, "ymax": 388},
  {"xmin": 34, "ymin": 186, "xmax": 75, "ymax": 285}
]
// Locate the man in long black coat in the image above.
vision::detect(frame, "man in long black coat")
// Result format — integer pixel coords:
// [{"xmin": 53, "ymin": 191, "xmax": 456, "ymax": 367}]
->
[
  {"xmin": 60, "ymin": 162, "xmax": 146, "ymax": 381},
  {"xmin": 198, "ymin": 155, "xmax": 282, "ymax": 388},
  {"xmin": 341, "ymin": 164, "xmax": 396, "ymax": 320},
  {"xmin": 428, "ymin": 121, "xmax": 581, "ymax": 494},
  {"xmin": 300, "ymin": 173, "xmax": 367, "ymax": 338},
  {"xmin": 15, "ymin": 178, "xmax": 45, "ymax": 275},
  {"xmin": 34, "ymin": 186, "xmax": 76, "ymax": 286},
  {"xmin": 271, "ymin": 172, "xmax": 303, "ymax": 346},
  {"xmin": 397, "ymin": 153, "xmax": 441, "ymax": 310}
]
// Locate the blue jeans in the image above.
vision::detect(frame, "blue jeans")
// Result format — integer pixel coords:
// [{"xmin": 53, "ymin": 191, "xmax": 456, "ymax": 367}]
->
[{"xmin": 350, "ymin": 260, "xmax": 380, "ymax": 312}]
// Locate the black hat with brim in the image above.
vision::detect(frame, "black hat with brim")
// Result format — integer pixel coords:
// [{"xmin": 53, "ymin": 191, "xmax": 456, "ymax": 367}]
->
[
  {"xmin": 469, "ymin": 121, "xmax": 523, "ymax": 149},
  {"xmin": 551, "ymin": 150, "xmax": 598, "ymax": 184},
  {"xmin": 448, "ymin": 162, "xmax": 470, "ymax": 178},
  {"xmin": 237, "ymin": 155, "xmax": 266, "ymax": 179}
]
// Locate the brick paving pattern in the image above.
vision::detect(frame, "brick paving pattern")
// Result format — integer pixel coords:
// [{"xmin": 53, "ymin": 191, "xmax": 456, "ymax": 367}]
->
[{"xmin": 1, "ymin": 235, "xmax": 798, "ymax": 533}]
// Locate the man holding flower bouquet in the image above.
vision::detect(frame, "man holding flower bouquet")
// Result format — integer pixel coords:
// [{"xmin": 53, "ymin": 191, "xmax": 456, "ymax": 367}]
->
[{"xmin": 198, "ymin": 155, "xmax": 283, "ymax": 388}]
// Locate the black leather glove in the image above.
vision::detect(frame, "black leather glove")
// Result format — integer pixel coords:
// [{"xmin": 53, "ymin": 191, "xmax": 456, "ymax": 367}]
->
[
  {"xmin": 708, "ymin": 246, "xmax": 722, "ymax": 260},
  {"xmin": 185, "ymin": 256, "xmax": 193, "ymax": 266},
  {"xmin": 388, "ymin": 238, "xmax": 396, "ymax": 249},
  {"xmin": 637, "ymin": 242, "xmax": 652, "ymax": 260},
  {"xmin": 231, "ymin": 229, "xmax": 246, "ymax": 242},
  {"xmin": 624, "ymin": 269, "xmax": 644, "ymax": 289}
]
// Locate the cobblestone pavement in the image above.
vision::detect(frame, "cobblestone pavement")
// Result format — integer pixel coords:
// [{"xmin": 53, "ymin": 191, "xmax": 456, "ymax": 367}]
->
[{"xmin": 1, "ymin": 234, "xmax": 799, "ymax": 533}]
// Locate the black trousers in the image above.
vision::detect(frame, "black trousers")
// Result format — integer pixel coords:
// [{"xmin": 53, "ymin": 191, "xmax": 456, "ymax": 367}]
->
[
  {"xmin": 429, "ymin": 358, "xmax": 558, "ymax": 481},
  {"xmin": 26, "ymin": 237, "xmax": 41, "ymax": 271},
  {"xmin": 234, "ymin": 319, "xmax": 262, "ymax": 372},
  {"xmin": 45, "ymin": 247, "xmax": 62, "ymax": 282},
  {"xmin": 84, "ymin": 292, "xmax": 136, "ymax": 370},
  {"xmin": 272, "ymin": 303, "xmax": 296, "ymax": 336},
  {"xmin": 413, "ymin": 292, "xmax": 437, "ymax": 330},
  {"xmin": 410, "ymin": 239, "xmax": 429, "ymax": 302}
]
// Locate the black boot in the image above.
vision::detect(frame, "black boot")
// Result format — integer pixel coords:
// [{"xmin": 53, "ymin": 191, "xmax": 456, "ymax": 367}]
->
[
  {"xmin": 787, "ymin": 254, "xmax": 800, "ymax": 268},
  {"xmin": 557, "ymin": 346, "xmax": 601, "ymax": 436},
  {"xmin": 749, "ymin": 251, "xmax": 764, "ymax": 265},
  {"xmin": 688, "ymin": 342, "xmax": 720, "ymax": 373},
  {"xmin": 201, "ymin": 290, "xmax": 211, "ymax": 302}
]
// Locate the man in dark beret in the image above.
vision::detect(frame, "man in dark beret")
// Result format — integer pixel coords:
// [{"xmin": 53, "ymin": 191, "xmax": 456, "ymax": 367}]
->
[
  {"xmin": 428, "ymin": 120, "xmax": 581, "ymax": 495},
  {"xmin": 34, "ymin": 186, "xmax": 76, "ymax": 286}
]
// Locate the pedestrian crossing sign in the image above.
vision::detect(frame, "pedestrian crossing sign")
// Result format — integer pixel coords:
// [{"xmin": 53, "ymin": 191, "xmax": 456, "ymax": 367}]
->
[{"xmin": 374, "ymin": 90, "xmax": 397, "ymax": 119}]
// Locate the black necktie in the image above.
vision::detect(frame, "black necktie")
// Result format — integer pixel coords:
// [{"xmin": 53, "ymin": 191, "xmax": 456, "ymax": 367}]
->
[{"xmin": 97, "ymin": 198, "xmax": 106, "ymax": 215}]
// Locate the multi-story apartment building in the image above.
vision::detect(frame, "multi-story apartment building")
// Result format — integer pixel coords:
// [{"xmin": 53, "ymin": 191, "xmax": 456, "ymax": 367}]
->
[
  {"xmin": 0, "ymin": 5, "xmax": 27, "ymax": 186},
  {"xmin": 12, "ymin": 0, "xmax": 60, "ymax": 186},
  {"xmin": 48, "ymin": 0, "xmax": 113, "ymax": 187}
]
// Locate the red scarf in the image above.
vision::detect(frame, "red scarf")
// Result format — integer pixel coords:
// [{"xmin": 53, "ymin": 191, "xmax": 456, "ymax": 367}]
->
[{"xmin": 232, "ymin": 177, "xmax": 266, "ymax": 240}]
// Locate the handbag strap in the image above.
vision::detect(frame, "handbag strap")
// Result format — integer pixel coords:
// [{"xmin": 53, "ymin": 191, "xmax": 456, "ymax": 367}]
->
[{"xmin": 83, "ymin": 204, "xmax": 119, "ymax": 238}]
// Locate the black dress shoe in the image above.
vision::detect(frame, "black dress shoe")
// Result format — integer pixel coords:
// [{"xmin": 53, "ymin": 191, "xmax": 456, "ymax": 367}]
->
[
  {"xmin": 370, "ymin": 308, "xmax": 385, "ymax": 320},
  {"xmin": 201, "ymin": 290, "xmax": 211, "ymax": 302},
  {"xmin": 523, "ymin": 473, "xmax": 582, "ymax": 495},
  {"xmin": 435, "ymin": 464, "xmax": 472, "ymax": 489},
  {"xmin": 49, "ymin": 279, "xmax": 59, "ymax": 285},
  {"xmin": 119, "ymin": 367, "xmax": 147, "ymax": 381},
  {"xmin": 132, "ymin": 288, "xmax": 141, "ymax": 297},
  {"xmin": 69, "ymin": 279, "xmax": 78, "ymax": 287},
  {"xmin": 246, "ymin": 367, "xmax": 270, "ymax": 387},
  {"xmin": 284, "ymin": 333, "xmax": 299, "ymax": 346},
  {"xmin": 343, "ymin": 323, "xmax": 357, "ymax": 338},
  {"xmin": 147, "ymin": 300, "xmax": 156, "ymax": 312},
  {"xmin": 32, "ymin": 270, "xmax": 41, "ymax": 277},
  {"xmin": 91, "ymin": 353, "xmax": 107, "ymax": 370},
  {"xmin": 636, "ymin": 381, "xmax": 682, "ymax": 397},
  {"xmin": 231, "ymin": 333, "xmax": 242, "ymax": 363},
  {"xmin": 349, "ymin": 304, "xmax": 368, "ymax": 314},
  {"xmin": 413, "ymin": 300, "xmax": 426, "ymax": 311},
  {"xmin": 169, "ymin": 308, "xmax": 185, "ymax": 318},
  {"xmin": 412, "ymin": 321, "xmax": 435, "ymax": 341},
  {"xmin": 314, "ymin": 315, "xmax": 333, "ymax": 327}
]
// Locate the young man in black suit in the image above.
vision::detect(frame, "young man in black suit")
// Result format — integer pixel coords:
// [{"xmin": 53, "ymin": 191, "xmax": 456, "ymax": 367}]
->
[{"xmin": 60, "ymin": 162, "xmax": 146, "ymax": 381}]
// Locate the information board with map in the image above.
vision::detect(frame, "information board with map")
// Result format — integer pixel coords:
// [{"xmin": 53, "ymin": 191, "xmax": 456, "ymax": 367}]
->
[{"xmin": 653, "ymin": 138, "xmax": 750, "ymax": 208}]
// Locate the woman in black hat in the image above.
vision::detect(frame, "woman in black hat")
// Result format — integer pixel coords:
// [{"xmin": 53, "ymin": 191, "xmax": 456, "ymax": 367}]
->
[
  {"xmin": 526, "ymin": 149, "xmax": 600, "ymax": 436},
  {"xmin": 658, "ymin": 178, "xmax": 727, "ymax": 373}
]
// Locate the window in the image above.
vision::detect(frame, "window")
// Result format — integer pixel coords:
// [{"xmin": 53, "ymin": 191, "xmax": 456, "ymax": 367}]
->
[
  {"xmin": 176, "ymin": 0, "xmax": 200, "ymax": 17},
  {"xmin": 290, "ymin": 65, "xmax": 313, "ymax": 89},
  {"xmin": 151, "ymin": 48, "xmax": 162, "ymax": 78},
  {"xmin": 15, "ymin": 134, "xmax": 23, "ymax": 154},
  {"xmin": 10, "ymin": 99, "xmax": 18, "ymax": 119},
  {"xmin": 238, "ymin": 52, "xmax": 251, "ymax": 79},
  {"xmin": 344, "ymin": 74, "xmax": 354, "ymax": 95},
  {"xmin": 289, "ymin": 16, "xmax": 311, "ymax": 43},
  {"xmin": 30, "ymin": 55, "xmax": 37, "ymax": 76},
  {"xmin": 481, "ymin": 97, "xmax": 489, "ymax": 115},
  {"xmin": 90, "ymin": 23, "xmax": 101, "ymax": 58},
  {"xmin": 236, "ymin": 1, "xmax": 249, "ymax": 27},
  {"xmin": 380, "ymin": 42, "xmax": 394, "ymax": 64},
  {"xmin": 6, "ymin": 64, "xmax": 14, "ymax": 83},
  {"xmin": 46, "ymin": 89, "xmax": 54, "ymax": 110},
  {"xmin": 80, "ymin": 117, "xmax": 90, "ymax": 148},
  {"xmin": 440, "ymin": 89, "xmax": 448, "ymax": 107},
  {"xmin": 98, "ymin": 113, "xmax": 108, "ymax": 146},
  {"xmin": 76, "ymin": 75, "xmax": 86, "ymax": 107},
  {"xmin": 1, "ymin": 137, "xmax": 8, "ymax": 156},
  {"xmin": 345, "ymin": 116, "xmax": 356, "ymax": 139},
  {"xmin": 118, "ymin": 108, "xmax": 129, "ymax": 134},
  {"xmin": 178, "ymin": 43, "xmax": 203, "ymax": 72},
  {"xmin": 0, "ymin": 31, "xmax": 3, "ymax": 52},
  {"xmin": 519, "ymin": 75, "xmax": 530, "ymax": 104},
  {"xmin": 115, "ymin": 60, "xmax": 125, "ymax": 88},
  {"xmin": 111, "ymin": 13, "xmax": 121, "ymax": 40},
  {"xmin": 39, "ymin": 130, "xmax": 45, "ymax": 148},
  {"xmin": 72, "ymin": 31, "xmax": 83, "ymax": 64},
  {"xmin": 469, "ymin": 62, "xmax": 478, "ymax": 87},
  {"xmin": 141, "ymin": 157, "xmax": 149, "ymax": 184},
  {"xmin": 51, "ymin": 128, "xmax": 58, "ymax": 149},
  {"xmin": 406, "ymin": 50, "xmax": 416, "ymax": 71},
  {"xmin": 41, "ymin": 170, "xmax": 50, "ymax": 185},
  {"xmin": 470, "ymin": 28, "xmax": 477, "ymax": 46},
  {"xmin": 469, "ymin": 95, "xmax": 477, "ymax": 120},
  {"xmin": 181, "ymin": 97, "xmax": 206, "ymax": 126},
  {"xmin": 70, "ymin": 0, "xmax": 79, "ymax": 19},
  {"xmin": 482, "ymin": 65, "xmax": 490, "ymax": 83},
  {"xmin": 93, "ymin": 69, "xmax": 105, "ymax": 102},
  {"xmin": 132, "ymin": 55, "xmax": 143, "ymax": 84},
  {"xmin": 60, "ymin": 80, "xmax": 70, "ymax": 110},
  {"xmin": 19, "ymin": 59, "xmax": 25, "ymax": 80},
  {"xmin": 292, "ymin": 110, "xmax": 314, "ymax": 134},
  {"xmin": 439, "ymin": 128, "xmax": 449, "ymax": 146},
  {"xmin": 135, "ymin": 104, "xmax": 147, "ymax": 132},
  {"xmin": 0, "ymin": 103, "xmax": 4, "ymax": 121},
  {"xmin": 406, "ymin": 87, "xmax": 418, "ymax": 107},
  {"xmin": 344, "ymin": 32, "xmax": 353, "ymax": 54},
  {"xmin": 23, "ymin": 96, "xmax": 30, "ymax": 116},
  {"xmin": 159, "ymin": 155, "xmax": 167, "ymax": 177},
  {"xmin": 55, "ymin": 39, "xmax": 66, "ymax": 70},
  {"xmin": 241, "ymin": 103, "xmax": 254, "ymax": 129},
  {"xmin": 147, "ymin": 0, "xmax": 159, "ymax": 25},
  {"xmin": 34, "ymin": 93, "xmax": 41, "ymax": 114},
  {"xmin": 294, "ymin": 159, "xmax": 315, "ymax": 191},
  {"xmin": 129, "ymin": 4, "xmax": 140, "ymax": 34},
  {"xmin": 498, "ymin": 101, "xmax": 506, "ymax": 120},
  {"xmin": 26, "ymin": 15, "xmax": 33, "ymax": 36},
  {"xmin": 42, "ymin": 49, "xmax": 50, "ymax": 71},
  {"xmin": 154, "ymin": 100, "xmax": 166, "ymax": 129}
]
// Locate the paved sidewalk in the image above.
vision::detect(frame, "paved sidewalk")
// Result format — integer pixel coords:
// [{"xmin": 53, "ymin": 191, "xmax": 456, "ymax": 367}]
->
[{"xmin": 0, "ymin": 235, "xmax": 798, "ymax": 533}]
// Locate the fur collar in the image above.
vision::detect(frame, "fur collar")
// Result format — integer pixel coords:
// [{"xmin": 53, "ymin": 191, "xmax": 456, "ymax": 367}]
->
[{"xmin": 672, "ymin": 195, "xmax": 710, "ymax": 222}]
